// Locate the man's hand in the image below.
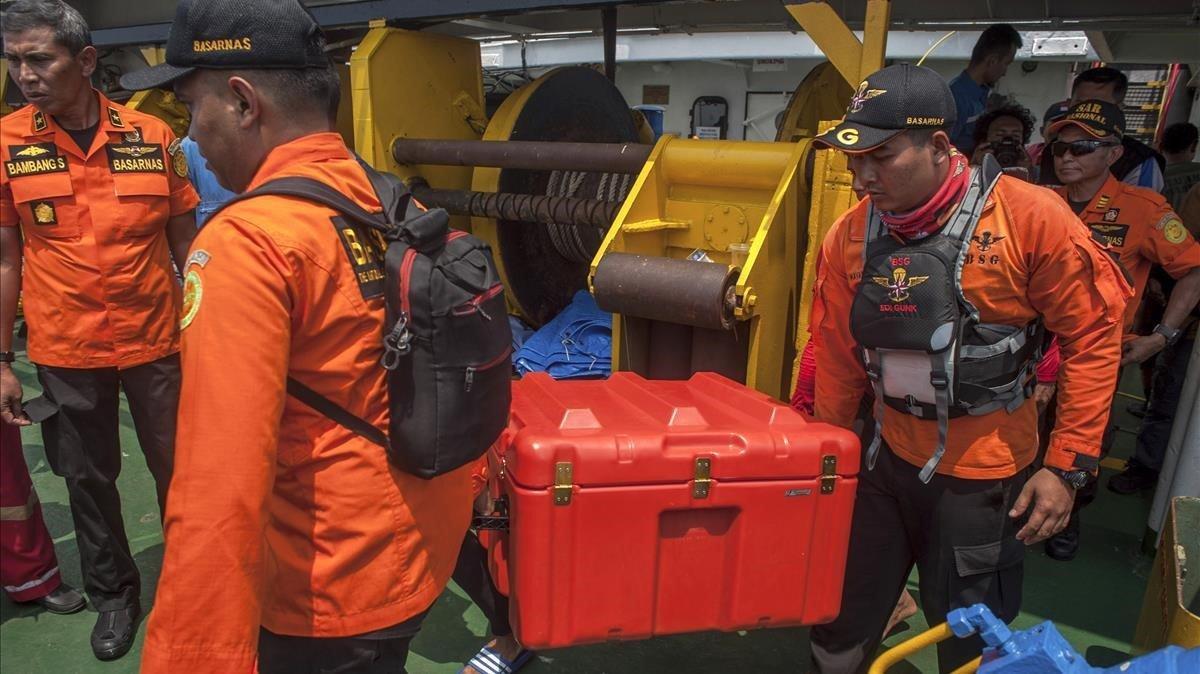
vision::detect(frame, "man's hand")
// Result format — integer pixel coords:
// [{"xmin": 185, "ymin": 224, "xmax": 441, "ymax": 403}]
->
[
  {"xmin": 0, "ymin": 364, "xmax": 29, "ymax": 426},
  {"xmin": 1034, "ymin": 382, "xmax": 1056, "ymax": 417},
  {"xmin": 1121, "ymin": 333, "xmax": 1167, "ymax": 366},
  {"xmin": 1010, "ymin": 468, "xmax": 1075, "ymax": 544},
  {"xmin": 970, "ymin": 142, "xmax": 992, "ymax": 166}
]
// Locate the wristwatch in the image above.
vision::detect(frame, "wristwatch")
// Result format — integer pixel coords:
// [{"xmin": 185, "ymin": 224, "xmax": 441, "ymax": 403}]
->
[
  {"xmin": 1046, "ymin": 466, "xmax": 1090, "ymax": 490},
  {"xmin": 0, "ymin": 351, "xmax": 14, "ymax": 364},
  {"xmin": 1152, "ymin": 323, "xmax": 1182, "ymax": 347}
]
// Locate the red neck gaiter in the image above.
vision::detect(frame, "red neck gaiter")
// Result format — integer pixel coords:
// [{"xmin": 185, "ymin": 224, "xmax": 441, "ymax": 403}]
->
[{"xmin": 879, "ymin": 151, "xmax": 970, "ymax": 239}]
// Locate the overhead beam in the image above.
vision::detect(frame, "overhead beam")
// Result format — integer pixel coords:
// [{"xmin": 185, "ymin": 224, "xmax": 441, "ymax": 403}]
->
[
  {"xmin": 453, "ymin": 18, "xmax": 540, "ymax": 35},
  {"xmin": 88, "ymin": 0, "xmax": 634, "ymax": 47},
  {"xmin": 1085, "ymin": 30, "xmax": 1114, "ymax": 63}
]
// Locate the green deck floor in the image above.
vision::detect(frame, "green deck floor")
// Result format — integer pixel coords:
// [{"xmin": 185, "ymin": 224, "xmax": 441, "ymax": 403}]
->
[{"xmin": 0, "ymin": 352, "xmax": 1158, "ymax": 673}]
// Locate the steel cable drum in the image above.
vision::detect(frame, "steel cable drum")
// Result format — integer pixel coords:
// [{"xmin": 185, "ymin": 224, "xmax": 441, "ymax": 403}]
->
[{"xmin": 473, "ymin": 67, "xmax": 640, "ymax": 327}]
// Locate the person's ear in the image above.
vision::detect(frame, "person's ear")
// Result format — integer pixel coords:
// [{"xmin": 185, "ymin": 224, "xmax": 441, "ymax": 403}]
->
[
  {"xmin": 930, "ymin": 130, "xmax": 953, "ymax": 164},
  {"xmin": 76, "ymin": 45, "xmax": 98, "ymax": 79},
  {"xmin": 1106, "ymin": 142, "xmax": 1124, "ymax": 167},
  {"xmin": 226, "ymin": 76, "xmax": 261, "ymax": 129}
]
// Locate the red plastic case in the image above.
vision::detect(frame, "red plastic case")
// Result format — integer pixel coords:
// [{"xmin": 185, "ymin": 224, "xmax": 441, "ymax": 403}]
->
[{"xmin": 487, "ymin": 372, "xmax": 860, "ymax": 649}]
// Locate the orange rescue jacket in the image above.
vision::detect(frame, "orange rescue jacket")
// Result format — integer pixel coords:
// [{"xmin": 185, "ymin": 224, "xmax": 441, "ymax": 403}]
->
[
  {"xmin": 1055, "ymin": 174, "xmax": 1200, "ymax": 336},
  {"xmin": 811, "ymin": 175, "xmax": 1132, "ymax": 478},
  {"xmin": 0, "ymin": 92, "xmax": 198, "ymax": 368},
  {"xmin": 140, "ymin": 133, "xmax": 473, "ymax": 673}
]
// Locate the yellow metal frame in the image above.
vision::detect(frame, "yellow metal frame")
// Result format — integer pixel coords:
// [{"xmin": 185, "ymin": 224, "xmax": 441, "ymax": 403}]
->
[
  {"xmin": 126, "ymin": 88, "xmax": 190, "ymax": 138},
  {"xmin": 589, "ymin": 136, "xmax": 814, "ymax": 401},
  {"xmin": 781, "ymin": 1, "xmax": 891, "ymax": 389},
  {"xmin": 350, "ymin": 24, "xmax": 486, "ymax": 231},
  {"xmin": 1134, "ymin": 497, "xmax": 1200, "ymax": 650},
  {"xmin": 784, "ymin": 0, "xmax": 893, "ymax": 87},
  {"xmin": 0, "ymin": 61, "xmax": 13, "ymax": 116},
  {"xmin": 468, "ymin": 69, "xmax": 555, "ymax": 320},
  {"xmin": 869, "ymin": 623, "xmax": 982, "ymax": 674}
]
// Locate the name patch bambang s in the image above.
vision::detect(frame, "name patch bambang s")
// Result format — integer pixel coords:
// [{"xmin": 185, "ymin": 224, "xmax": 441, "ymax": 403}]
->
[
  {"xmin": 5, "ymin": 144, "xmax": 68, "ymax": 178},
  {"xmin": 106, "ymin": 143, "xmax": 166, "ymax": 174}
]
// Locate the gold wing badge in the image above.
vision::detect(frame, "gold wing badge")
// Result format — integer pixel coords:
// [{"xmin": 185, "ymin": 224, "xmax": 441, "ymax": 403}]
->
[
  {"xmin": 872, "ymin": 267, "xmax": 929, "ymax": 303},
  {"xmin": 112, "ymin": 145, "xmax": 157, "ymax": 158},
  {"xmin": 15, "ymin": 145, "xmax": 50, "ymax": 157}
]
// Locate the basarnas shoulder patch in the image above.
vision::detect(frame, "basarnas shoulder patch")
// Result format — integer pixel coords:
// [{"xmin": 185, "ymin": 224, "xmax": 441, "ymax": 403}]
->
[
  {"xmin": 1160, "ymin": 215, "xmax": 1189, "ymax": 245},
  {"xmin": 167, "ymin": 138, "xmax": 188, "ymax": 178},
  {"xmin": 180, "ymin": 270, "xmax": 203, "ymax": 330}
]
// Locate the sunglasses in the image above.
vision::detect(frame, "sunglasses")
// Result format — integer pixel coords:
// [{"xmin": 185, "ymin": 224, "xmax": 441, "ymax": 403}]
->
[{"xmin": 1050, "ymin": 139, "xmax": 1118, "ymax": 158}]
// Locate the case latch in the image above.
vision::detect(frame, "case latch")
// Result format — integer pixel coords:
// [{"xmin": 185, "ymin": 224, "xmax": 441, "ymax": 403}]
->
[
  {"xmin": 553, "ymin": 461, "xmax": 574, "ymax": 506},
  {"xmin": 692, "ymin": 457, "xmax": 713, "ymax": 498},
  {"xmin": 820, "ymin": 455, "xmax": 838, "ymax": 494}
]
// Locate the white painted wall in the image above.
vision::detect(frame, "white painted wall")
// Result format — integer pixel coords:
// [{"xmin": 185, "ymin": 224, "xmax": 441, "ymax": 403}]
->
[{"xmin": 606, "ymin": 58, "xmax": 1082, "ymax": 144}]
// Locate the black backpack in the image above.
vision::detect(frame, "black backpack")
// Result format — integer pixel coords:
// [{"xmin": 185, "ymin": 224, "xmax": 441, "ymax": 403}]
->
[{"xmin": 208, "ymin": 163, "xmax": 512, "ymax": 478}]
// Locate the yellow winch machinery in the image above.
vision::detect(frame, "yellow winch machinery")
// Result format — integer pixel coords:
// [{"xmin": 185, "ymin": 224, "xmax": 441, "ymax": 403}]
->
[
  {"xmin": 0, "ymin": 1, "xmax": 886, "ymax": 402},
  {"xmin": 346, "ymin": 1, "xmax": 892, "ymax": 401}
]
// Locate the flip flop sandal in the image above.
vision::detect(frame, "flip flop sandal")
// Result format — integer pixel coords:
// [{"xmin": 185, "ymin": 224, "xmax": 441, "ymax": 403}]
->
[{"xmin": 459, "ymin": 645, "xmax": 535, "ymax": 674}]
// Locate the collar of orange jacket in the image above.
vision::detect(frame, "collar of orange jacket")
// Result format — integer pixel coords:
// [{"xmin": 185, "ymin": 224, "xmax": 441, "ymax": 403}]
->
[
  {"xmin": 25, "ymin": 89, "xmax": 127, "ymax": 137},
  {"xmin": 246, "ymin": 131, "xmax": 353, "ymax": 191},
  {"xmin": 1056, "ymin": 172, "xmax": 1122, "ymax": 215}
]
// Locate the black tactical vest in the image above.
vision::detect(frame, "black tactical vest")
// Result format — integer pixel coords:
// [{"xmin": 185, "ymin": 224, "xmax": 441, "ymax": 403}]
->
[{"xmin": 850, "ymin": 157, "xmax": 1045, "ymax": 482}]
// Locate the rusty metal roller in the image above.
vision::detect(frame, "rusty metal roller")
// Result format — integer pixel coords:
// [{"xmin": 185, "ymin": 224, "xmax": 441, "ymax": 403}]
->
[{"xmin": 593, "ymin": 253, "xmax": 738, "ymax": 331}]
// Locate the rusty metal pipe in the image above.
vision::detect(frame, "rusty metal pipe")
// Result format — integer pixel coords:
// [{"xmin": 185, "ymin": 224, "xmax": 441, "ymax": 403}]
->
[
  {"xmin": 393, "ymin": 138, "xmax": 651, "ymax": 174},
  {"xmin": 408, "ymin": 180, "xmax": 621, "ymax": 229}
]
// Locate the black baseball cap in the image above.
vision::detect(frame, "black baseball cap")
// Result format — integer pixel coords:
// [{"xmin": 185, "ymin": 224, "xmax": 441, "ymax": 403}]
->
[
  {"xmin": 1045, "ymin": 100, "xmax": 1125, "ymax": 140},
  {"xmin": 1041, "ymin": 100, "xmax": 1070, "ymax": 126},
  {"xmin": 814, "ymin": 64, "xmax": 957, "ymax": 153},
  {"xmin": 120, "ymin": 0, "xmax": 328, "ymax": 92}
]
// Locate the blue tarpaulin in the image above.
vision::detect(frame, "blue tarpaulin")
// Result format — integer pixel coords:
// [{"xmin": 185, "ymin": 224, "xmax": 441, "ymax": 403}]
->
[{"xmin": 515, "ymin": 291, "xmax": 611, "ymax": 379}]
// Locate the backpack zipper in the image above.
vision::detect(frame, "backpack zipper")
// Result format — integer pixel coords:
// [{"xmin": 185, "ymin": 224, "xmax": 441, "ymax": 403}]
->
[
  {"xmin": 452, "ymin": 284, "xmax": 504, "ymax": 320},
  {"xmin": 465, "ymin": 347, "xmax": 512, "ymax": 392}
]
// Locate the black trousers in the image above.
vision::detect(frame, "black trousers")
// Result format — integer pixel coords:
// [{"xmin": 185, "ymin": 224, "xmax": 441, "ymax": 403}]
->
[
  {"xmin": 1131, "ymin": 338, "xmax": 1194, "ymax": 473},
  {"xmin": 452, "ymin": 530, "xmax": 512, "ymax": 638},
  {"xmin": 810, "ymin": 442, "xmax": 1030, "ymax": 674},
  {"xmin": 258, "ymin": 609, "xmax": 427, "ymax": 674},
  {"xmin": 35, "ymin": 354, "xmax": 179, "ymax": 611}
]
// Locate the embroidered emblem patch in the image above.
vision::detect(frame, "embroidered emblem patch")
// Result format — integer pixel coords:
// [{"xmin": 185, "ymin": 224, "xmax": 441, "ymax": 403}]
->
[
  {"xmin": 971, "ymin": 231, "xmax": 1006, "ymax": 252},
  {"xmin": 168, "ymin": 138, "xmax": 188, "ymax": 178},
  {"xmin": 872, "ymin": 267, "xmax": 929, "ymax": 303},
  {"xmin": 849, "ymin": 81, "xmax": 887, "ymax": 113},
  {"xmin": 1163, "ymin": 217, "xmax": 1188, "ymax": 245},
  {"xmin": 32, "ymin": 201, "xmax": 57, "ymax": 225},
  {"xmin": 180, "ymin": 270, "xmax": 203, "ymax": 330},
  {"xmin": 1103, "ymin": 208, "xmax": 1120, "ymax": 222}
]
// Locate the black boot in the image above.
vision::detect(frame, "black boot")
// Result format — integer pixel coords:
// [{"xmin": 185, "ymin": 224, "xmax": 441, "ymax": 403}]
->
[
  {"xmin": 32, "ymin": 583, "xmax": 86, "ymax": 614},
  {"xmin": 91, "ymin": 600, "xmax": 141, "ymax": 661},
  {"xmin": 1044, "ymin": 515, "xmax": 1080, "ymax": 562},
  {"xmin": 1107, "ymin": 463, "xmax": 1158, "ymax": 495}
]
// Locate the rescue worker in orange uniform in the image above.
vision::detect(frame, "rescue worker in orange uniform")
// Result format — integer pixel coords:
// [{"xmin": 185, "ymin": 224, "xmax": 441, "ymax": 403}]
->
[
  {"xmin": 120, "ymin": 1, "xmax": 472, "ymax": 671},
  {"xmin": 0, "ymin": 0, "xmax": 197, "ymax": 661},
  {"xmin": 806, "ymin": 64, "xmax": 1131, "ymax": 673},
  {"xmin": 1037, "ymin": 100, "xmax": 1200, "ymax": 560}
]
